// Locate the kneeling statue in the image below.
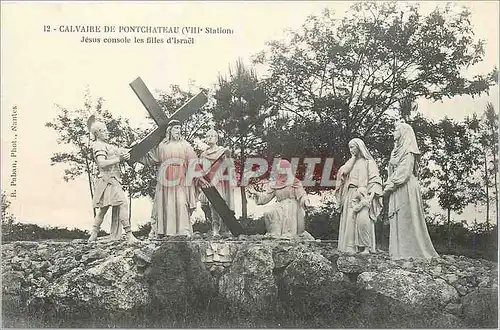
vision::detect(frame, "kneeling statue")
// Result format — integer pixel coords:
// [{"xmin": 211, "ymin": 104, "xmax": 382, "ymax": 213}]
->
[{"xmin": 247, "ymin": 159, "xmax": 312, "ymax": 239}]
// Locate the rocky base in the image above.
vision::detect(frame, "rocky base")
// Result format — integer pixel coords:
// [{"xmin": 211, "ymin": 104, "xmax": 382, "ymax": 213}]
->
[{"xmin": 2, "ymin": 238, "xmax": 498, "ymax": 328}]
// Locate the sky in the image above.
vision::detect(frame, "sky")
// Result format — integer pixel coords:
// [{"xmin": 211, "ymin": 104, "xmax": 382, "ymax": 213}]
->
[{"xmin": 1, "ymin": 1, "xmax": 499, "ymax": 232}]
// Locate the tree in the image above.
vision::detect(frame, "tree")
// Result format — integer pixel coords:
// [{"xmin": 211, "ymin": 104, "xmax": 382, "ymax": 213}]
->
[
  {"xmin": 46, "ymin": 90, "xmax": 143, "ymax": 217},
  {"xmin": 483, "ymin": 102, "xmax": 499, "ymax": 220},
  {"xmin": 210, "ymin": 59, "xmax": 274, "ymax": 219},
  {"xmin": 465, "ymin": 104, "xmax": 499, "ymax": 230},
  {"xmin": 2, "ymin": 192, "xmax": 16, "ymax": 238},
  {"xmin": 425, "ymin": 117, "xmax": 480, "ymax": 240},
  {"xmin": 45, "ymin": 90, "xmax": 102, "ymax": 216},
  {"xmin": 254, "ymin": 2, "xmax": 496, "ymax": 171},
  {"xmin": 405, "ymin": 107, "xmax": 440, "ymax": 207}
]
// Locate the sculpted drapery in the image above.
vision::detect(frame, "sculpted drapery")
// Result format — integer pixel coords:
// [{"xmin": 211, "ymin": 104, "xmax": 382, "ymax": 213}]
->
[
  {"xmin": 200, "ymin": 133, "xmax": 236, "ymax": 237},
  {"xmin": 252, "ymin": 159, "xmax": 311, "ymax": 239},
  {"xmin": 91, "ymin": 140, "xmax": 126, "ymax": 240},
  {"xmin": 87, "ymin": 116, "xmax": 138, "ymax": 243},
  {"xmin": 335, "ymin": 138, "xmax": 383, "ymax": 254},
  {"xmin": 383, "ymin": 123, "xmax": 439, "ymax": 259},
  {"xmin": 140, "ymin": 122, "xmax": 198, "ymax": 237}
]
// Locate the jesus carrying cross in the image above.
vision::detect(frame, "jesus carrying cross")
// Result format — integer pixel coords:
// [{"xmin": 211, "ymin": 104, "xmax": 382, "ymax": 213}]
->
[
  {"xmin": 138, "ymin": 119, "xmax": 208, "ymax": 237},
  {"xmin": 128, "ymin": 77, "xmax": 243, "ymax": 237}
]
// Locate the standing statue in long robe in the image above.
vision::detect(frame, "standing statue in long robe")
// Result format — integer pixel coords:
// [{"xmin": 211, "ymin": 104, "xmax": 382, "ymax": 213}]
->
[
  {"xmin": 248, "ymin": 159, "xmax": 311, "ymax": 239},
  {"xmin": 199, "ymin": 128, "xmax": 235, "ymax": 238},
  {"xmin": 87, "ymin": 116, "xmax": 138, "ymax": 244},
  {"xmin": 335, "ymin": 138, "xmax": 383, "ymax": 254},
  {"xmin": 383, "ymin": 122, "xmax": 439, "ymax": 259},
  {"xmin": 139, "ymin": 120, "xmax": 200, "ymax": 238}
]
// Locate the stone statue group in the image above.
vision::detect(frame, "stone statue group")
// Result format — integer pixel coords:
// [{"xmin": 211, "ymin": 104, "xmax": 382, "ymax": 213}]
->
[
  {"xmin": 86, "ymin": 116, "xmax": 439, "ymax": 260},
  {"xmin": 334, "ymin": 123, "xmax": 439, "ymax": 259}
]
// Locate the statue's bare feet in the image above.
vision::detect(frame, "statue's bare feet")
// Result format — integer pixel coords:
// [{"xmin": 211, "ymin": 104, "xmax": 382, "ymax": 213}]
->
[
  {"xmin": 88, "ymin": 232, "xmax": 98, "ymax": 242},
  {"xmin": 360, "ymin": 248, "xmax": 370, "ymax": 255}
]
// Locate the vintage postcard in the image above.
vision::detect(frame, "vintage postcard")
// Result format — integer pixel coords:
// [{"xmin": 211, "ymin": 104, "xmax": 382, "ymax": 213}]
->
[{"xmin": 1, "ymin": 1, "xmax": 498, "ymax": 328}]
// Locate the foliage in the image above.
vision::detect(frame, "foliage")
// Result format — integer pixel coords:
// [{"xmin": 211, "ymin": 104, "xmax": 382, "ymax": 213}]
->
[
  {"xmin": 211, "ymin": 59, "xmax": 273, "ymax": 153},
  {"xmin": 133, "ymin": 222, "xmax": 152, "ymax": 238},
  {"xmin": 239, "ymin": 216, "xmax": 267, "ymax": 235},
  {"xmin": 156, "ymin": 83, "xmax": 213, "ymax": 152},
  {"xmin": 209, "ymin": 59, "xmax": 275, "ymax": 218},
  {"xmin": 2, "ymin": 192, "xmax": 14, "ymax": 223},
  {"xmin": 305, "ymin": 206, "xmax": 340, "ymax": 240},
  {"xmin": 2, "ymin": 194, "xmax": 92, "ymax": 242},
  {"xmin": 254, "ymin": 2, "xmax": 495, "ymax": 191},
  {"xmin": 481, "ymin": 102, "xmax": 499, "ymax": 220},
  {"xmin": 45, "ymin": 90, "xmax": 146, "ymax": 212},
  {"xmin": 130, "ymin": 84, "xmax": 213, "ymax": 199},
  {"xmin": 423, "ymin": 117, "xmax": 481, "ymax": 226},
  {"xmin": 45, "ymin": 91, "xmax": 102, "ymax": 204},
  {"xmin": 192, "ymin": 221, "xmax": 212, "ymax": 234},
  {"xmin": 427, "ymin": 221, "xmax": 498, "ymax": 261},
  {"xmin": 2, "ymin": 192, "xmax": 16, "ymax": 239},
  {"xmin": 464, "ymin": 104, "xmax": 499, "ymax": 229},
  {"xmin": 2, "ymin": 223, "xmax": 93, "ymax": 242}
]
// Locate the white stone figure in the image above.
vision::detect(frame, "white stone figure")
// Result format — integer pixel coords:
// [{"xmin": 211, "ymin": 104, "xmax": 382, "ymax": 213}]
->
[
  {"xmin": 87, "ymin": 116, "xmax": 138, "ymax": 243},
  {"xmin": 335, "ymin": 138, "xmax": 383, "ymax": 254},
  {"xmin": 383, "ymin": 122, "xmax": 439, "ymax": 259},
  {"xmin": 139, "ymin": 120, "xmax": 204, "ymax": 238},
  {"xmin": 247, "ymin": 159, "xmax": 312, "ymax": 239},
  {"xmin": 199, "ymin": 128, "xmax": 235, "ymax": 238}
]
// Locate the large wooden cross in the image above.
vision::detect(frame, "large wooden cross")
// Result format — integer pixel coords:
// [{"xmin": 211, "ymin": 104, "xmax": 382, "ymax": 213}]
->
[
  {"xmin": 127, "ymin": 77, "xmax": 207, "ymax": 165},
  {"xmin": 128, "ymin": 77, "xmax": 243, "ymax": 236}
]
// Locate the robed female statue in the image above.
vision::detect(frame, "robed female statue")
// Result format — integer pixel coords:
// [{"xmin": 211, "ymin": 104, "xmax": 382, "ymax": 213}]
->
[
  {"xmin": 335, "ymin": 138, "xmax": 383, "ymax": 254},
  {"xmin": 383, "ymin": 123, "xmax": 439, "ymax": 259}
]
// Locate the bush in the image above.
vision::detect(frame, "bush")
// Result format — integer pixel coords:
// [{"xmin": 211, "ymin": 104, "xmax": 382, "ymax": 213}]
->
[
  {"xmin": 192, "ymin": 221, "xmax": 211, "ymax": 234},
  {"xmin": 239, "ymin": 216, "xmax": 266, "ymax": 235},
  {"xmin": 2, "ymin": 222, "xmax": 90, "ymax": 242},
  {"xmin": 305, "ymin": 210, "xmax": 339, "ymax": 240},
  {"xmin": 303, "ymin": 204, "xmax": 497, "ymax": 261}
]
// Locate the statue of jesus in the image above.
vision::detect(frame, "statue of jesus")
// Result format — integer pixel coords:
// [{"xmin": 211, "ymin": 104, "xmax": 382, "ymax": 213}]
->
[{"xmin": 139, "ymin": 120, "xmax": 205, "ymax": 238}]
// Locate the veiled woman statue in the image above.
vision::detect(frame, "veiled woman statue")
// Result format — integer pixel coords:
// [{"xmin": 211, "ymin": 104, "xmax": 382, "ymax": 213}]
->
[
  {"xmin": 247, "ymin": 159, "xmax": 311, "ymax": 239},
  {"xmin": 335, "ymin": 138, "xmax": 383, "ymax": 254},
  {"xmin": 87, "ymin": 116, "xmax": 138, "ymax": 243},
  {"xmin": 383, "ymin": 123, "xmax": 439, "ymax": 259}
]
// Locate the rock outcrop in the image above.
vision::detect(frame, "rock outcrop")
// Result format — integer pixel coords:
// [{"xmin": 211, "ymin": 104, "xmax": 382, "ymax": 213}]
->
[{"xmin": 2, "ymin": 238, "xmax": 498, "ymax": 328}]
